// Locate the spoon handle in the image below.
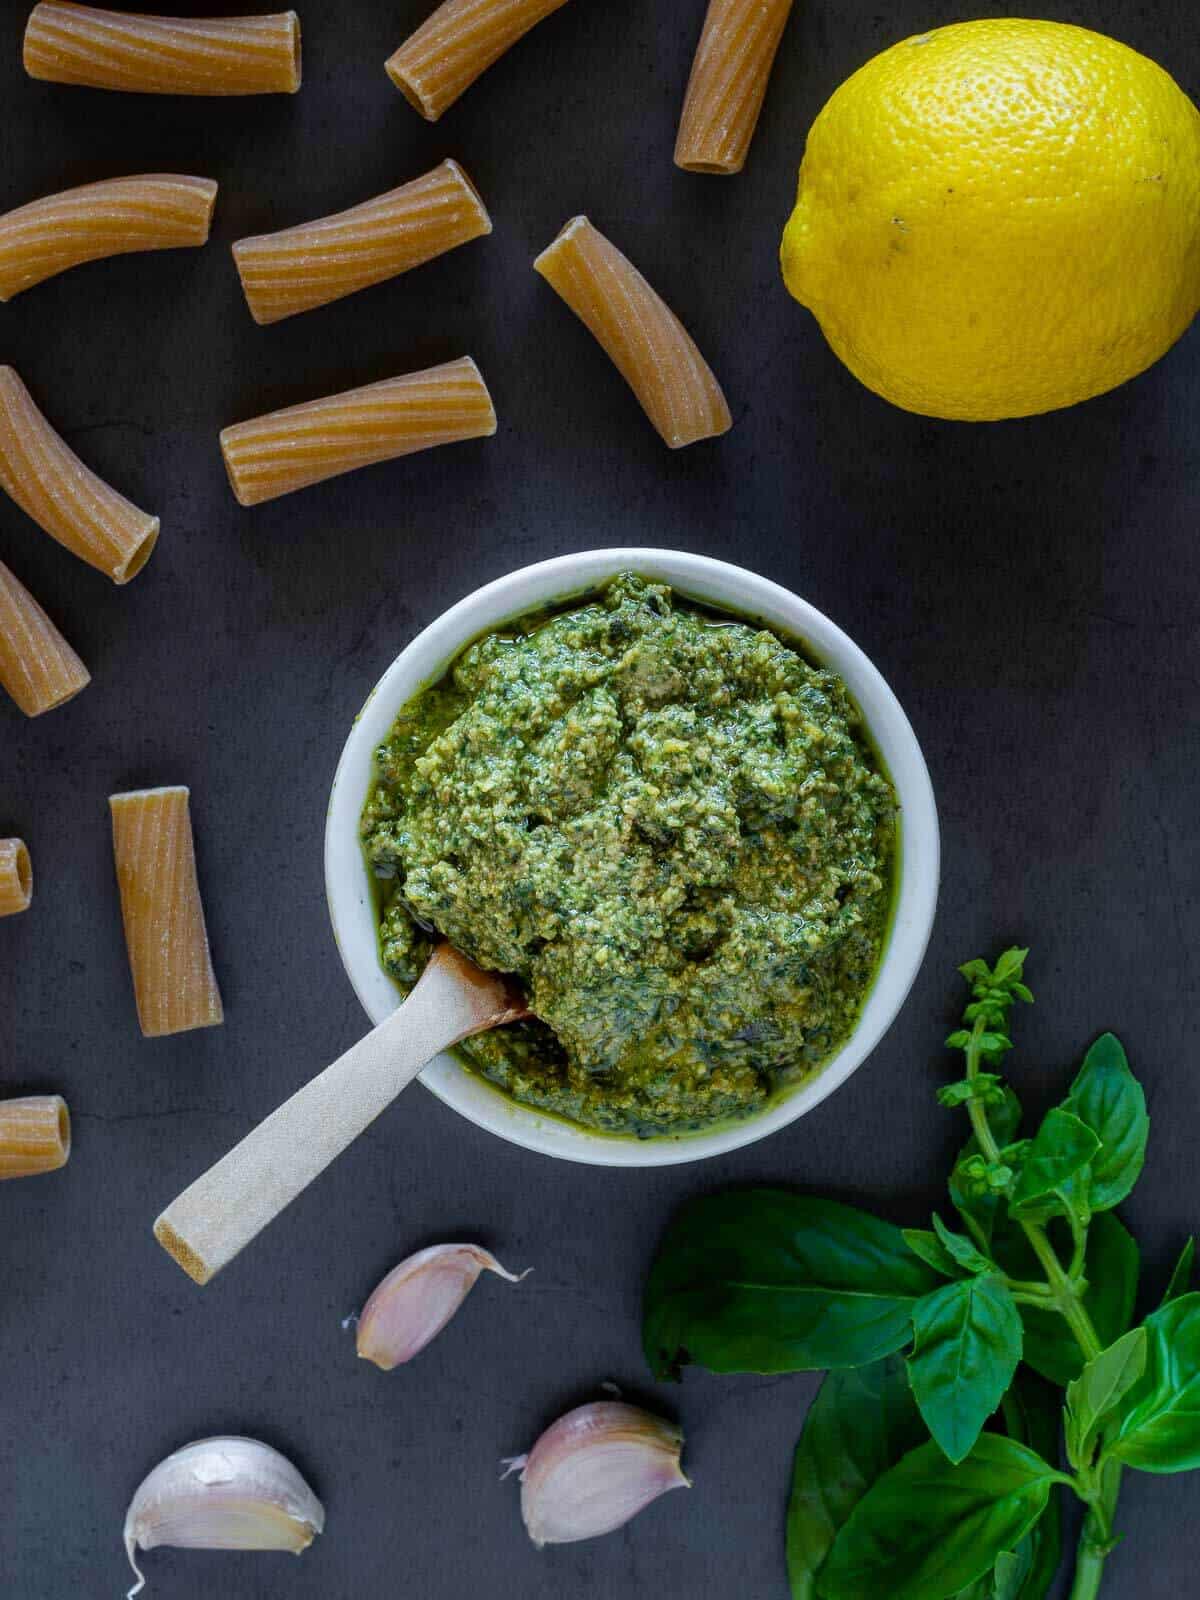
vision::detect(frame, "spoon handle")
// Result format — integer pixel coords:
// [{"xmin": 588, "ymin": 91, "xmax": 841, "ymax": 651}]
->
[{"xmin": 154, "ymin": 949, "xmax": 504, "ymax": 1284}]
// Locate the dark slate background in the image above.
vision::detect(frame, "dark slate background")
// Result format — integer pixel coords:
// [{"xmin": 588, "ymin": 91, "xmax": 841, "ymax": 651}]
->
[{"xmin": 2, "ymin": 0, "xmax": 1198, "ymax": 1595}]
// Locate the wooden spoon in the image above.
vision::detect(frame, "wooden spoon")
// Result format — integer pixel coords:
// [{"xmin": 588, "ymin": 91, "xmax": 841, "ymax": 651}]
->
[{"xmin": 154, "ymin": 944, "xmax": 530, "ymax": 1285}]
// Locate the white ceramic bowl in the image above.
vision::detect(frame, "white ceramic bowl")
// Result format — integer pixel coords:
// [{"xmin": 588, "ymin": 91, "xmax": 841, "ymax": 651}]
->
[{"xmin": 325, "ymin": 549, "xmax": 939, "ymax": 1167}]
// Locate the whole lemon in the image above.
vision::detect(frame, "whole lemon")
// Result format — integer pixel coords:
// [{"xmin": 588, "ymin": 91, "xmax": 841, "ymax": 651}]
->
[{"xmin": 781, "ymin": 19, "xmax": 1200, "ymax": 420}]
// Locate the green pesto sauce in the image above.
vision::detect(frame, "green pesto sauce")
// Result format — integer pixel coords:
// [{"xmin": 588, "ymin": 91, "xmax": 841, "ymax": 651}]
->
[{"xmin": 360, "ymin": 575, "xmax": 897, "ymax": 1138}]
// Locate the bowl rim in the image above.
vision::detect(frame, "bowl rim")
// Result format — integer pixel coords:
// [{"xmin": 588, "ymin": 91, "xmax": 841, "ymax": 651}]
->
[{"xmin": 324, "ymin": 548, "xmax": 940, "ymax": 1167}]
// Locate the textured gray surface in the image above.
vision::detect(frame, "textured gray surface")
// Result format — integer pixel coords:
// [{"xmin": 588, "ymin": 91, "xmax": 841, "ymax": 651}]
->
[{"xmin": 2, "ymin": 1, "xmax": 1199, "ymax": 1596}]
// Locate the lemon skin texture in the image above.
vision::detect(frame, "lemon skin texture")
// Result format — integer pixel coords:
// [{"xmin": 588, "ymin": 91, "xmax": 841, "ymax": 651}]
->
[{"xmin": 781, "ymin": 19, "xmax": 1200, "ymax": 421}]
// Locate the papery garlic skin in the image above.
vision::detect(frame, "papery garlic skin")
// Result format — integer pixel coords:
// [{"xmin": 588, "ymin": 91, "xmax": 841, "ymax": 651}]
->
[
  {"xmin": 357, "ymin": 1243, "xmax": 528, "ymax": 1370},
  {"xmin": 513, "ymin": 1401, "xmax": 689, "ymax": 1547},
  {"xmin": 123, "ymin": 1436, "xmax": 324, "ymax": 1597}
]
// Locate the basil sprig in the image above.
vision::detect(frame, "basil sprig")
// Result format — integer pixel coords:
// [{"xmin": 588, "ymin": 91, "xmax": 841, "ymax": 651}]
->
[{"xmin": 643, "ymin": 948, "xmax": 1200, "ymax": 1600}]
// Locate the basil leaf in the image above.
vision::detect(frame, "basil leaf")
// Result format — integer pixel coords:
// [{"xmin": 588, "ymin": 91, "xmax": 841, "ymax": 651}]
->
[
  {"xmin": 908, "ymin": 1275, "xmax": 1024, "ymax": 1463},
  {"xmin": 934, "ymin": 1212, "xmax": 995, "ymax": 1275},
  {"xmin": 1065, "ymin": 1327, "xmax": 1148, "ymax": 1470},
  {"xmin": 1109, "ymin": 1292, "xmax": 1200, "ymax": 1473},
  {"xmin": 817, "ymin": 1435, "xmax": 1060, "ymax": 1600},
  {"xmin": 786, "ymin": 1356, "xmax": 926, "ymax": 1600},
  {"xmin": 950, "ymin": 1086, "xmax": 1023, "ymax": 1245},
  {"xmin": 991, "ymin": 948, "xmax": 1029, "ymax": 986},
  {"xmin": 1160, "ymin": 1237, "xmax": 1195, "ymax": 1307},
  {"xmin": 642, "ymin": 1190, "xmax": 943, "ymax": 1380},
  {"xmin": 995, "ymin": 1212, "xmax": 1140, "ymax": 1387},
  {"xmin": 1063, "ymin": 1034, "xmax": 1149, "ymax": 1211},
  {"xmin": 904, "ymin": 1228, "xmax": 963, "ymax": 1278},
  {"xmin": 1009, "ymin": 1109, "xmax": 1100, "ymax": 1217}
]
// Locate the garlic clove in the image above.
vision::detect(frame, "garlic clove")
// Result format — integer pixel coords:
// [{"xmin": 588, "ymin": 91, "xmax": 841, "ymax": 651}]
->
[
  {"xmin": 123, "ymin": 1436, "xmax": 324, "ymax": 1597},
  {"xmin": 511, "ymin": 1401, "xmax": 690, "ymax": 1547},
  {"xmin": 356, "ymin": 1243, "xmax": 529, "ymax": 1370}
]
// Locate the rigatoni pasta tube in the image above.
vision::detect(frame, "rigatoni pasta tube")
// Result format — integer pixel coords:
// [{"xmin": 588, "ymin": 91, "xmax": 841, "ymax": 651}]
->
[
  {"xmin": 233, "ymin": 160, "xmax": 491, "ymax": 326},
  {"xmin": 386, "ymin": 0, "xmax": 569, "ymax": 121},
  {"xmin": 0, "ymin": 558, "xmax": 90, "ymax": 717},
  {"xmin": 0, "ymin": 367, "xmax": 159, "ymax": 584},
  {"xmin": 0, "ymin": 1096, "xmax": 71, "ymax": 1180},
  {"xmin": 0, "ymin": 174, "xmax": 217, "ymax": 303},
  {"xmin": 23, "ymin": 2, "xmax": 301, "ymax": 95},
  {"xmin": 675, "ymin": 0, "xmax": 795, "ymax": 175},
  {"xmin": 220, "ymin": 357, "xmax": 497, "ymax": 506},
  {"xmin": 0, "ymin": 839, "xmax": 33, "ymax": 916},
  {"xmin": 110, "ymin": 787, "xmax": 224, "ymax": 1038},
  {"xmin": 533, "ymin": 218, "xmax": 732, "ymax": 449}
]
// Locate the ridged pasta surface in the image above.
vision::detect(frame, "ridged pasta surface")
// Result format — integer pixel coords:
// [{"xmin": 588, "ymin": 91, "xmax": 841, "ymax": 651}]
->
[
  {"xmin": 0, "ymin": 174, "xmax": 216, "ymax": 301},
  {"xmin": 675, "ymin": 0, "xmax": 795, "ymax": 174},
  {"xmin": 0, "ymin": 558, "xmax": 90, "ymax": 718},
  {"xmin": 0, "ymin": 366, "xmax": 159, "ymax": 584},
  {"xmin": 24, "ymin": 2, "xmax": 301, "ymax": 95},
  {"xmin": 0, "ymin": 1097, "xmax": 71, "ymax": 1180},
  {"xmin": 0, "ymin": 838, "xmax": 32, "ymax": 916},
  {"xmin": 681, "ymin": 0, "xmax": 793, "ymax": 173},
  {"xmin": 220, "ymin": 357, "xmax": 497, "ymax": 505},
  {"xmin": 234, "ymin": 160, "xmax": 490, "ymax": 325},
  {"xmin": 534, "ymin": 218, "xmax": 732, "ymax": 448},
  {"xmin": 109, "ymin": 787, "xmax": 224, "ymax": 1038},
  {"xmin": 386, "ymin": 0, "xmax": 569, "ymax": 120}
]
